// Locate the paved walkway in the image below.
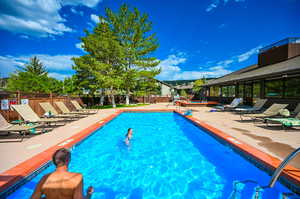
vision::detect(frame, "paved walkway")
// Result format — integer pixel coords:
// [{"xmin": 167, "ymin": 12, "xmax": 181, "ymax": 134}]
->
[{"xmin": 0, "ymin": 103, "xmax": 299, "ymax": 173}]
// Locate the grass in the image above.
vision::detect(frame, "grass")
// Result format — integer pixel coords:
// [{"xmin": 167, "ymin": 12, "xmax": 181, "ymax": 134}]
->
[{"xmin": 89, "ymin": 103, "xmax": 150, "ymax": 109}]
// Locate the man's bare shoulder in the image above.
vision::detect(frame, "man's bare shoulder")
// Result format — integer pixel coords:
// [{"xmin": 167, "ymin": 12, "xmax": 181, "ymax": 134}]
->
[{"xmin": 66, "ymin": 172, "xmax": 83, "ymax": 183}]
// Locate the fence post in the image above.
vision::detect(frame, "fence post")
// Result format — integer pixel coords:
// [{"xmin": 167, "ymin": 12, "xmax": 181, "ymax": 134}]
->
[
  {"xmin": 50, "ymin": 92, "xmax": 53, "ymax": 105},
  {"xmin": 17, "ymin": 90, "xmax": 21, "ymax": 120}
]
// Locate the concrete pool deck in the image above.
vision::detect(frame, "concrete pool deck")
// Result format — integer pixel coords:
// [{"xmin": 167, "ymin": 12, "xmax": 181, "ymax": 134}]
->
[{"xmin": 0, "ymin": 102, "xmax": 299, "ymax": 175}]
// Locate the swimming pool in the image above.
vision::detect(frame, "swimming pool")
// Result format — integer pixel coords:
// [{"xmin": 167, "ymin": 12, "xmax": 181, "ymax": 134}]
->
[{"xmin": 3, "ymin": 112, "xmax": 299, "ymax": 198}]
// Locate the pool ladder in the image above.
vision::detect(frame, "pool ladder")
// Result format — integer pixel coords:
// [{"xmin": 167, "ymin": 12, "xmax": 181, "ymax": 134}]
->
[{"xmin": 229, "ymin": 147, "xmax": 300, "ymax": 199}]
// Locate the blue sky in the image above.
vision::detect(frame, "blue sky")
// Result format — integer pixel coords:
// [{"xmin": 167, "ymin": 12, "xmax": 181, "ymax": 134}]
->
[{"xmin": 0, "ymin": 0, "xmax": 299, "ymax": 80}]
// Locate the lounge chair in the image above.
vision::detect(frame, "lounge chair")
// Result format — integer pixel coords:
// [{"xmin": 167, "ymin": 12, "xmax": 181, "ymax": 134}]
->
[
  {"xmin": 241, "ymin": 103, "xmax": 289, "ymax": 122},
  {"xmin": 54, "ymin": 101, "xmax": 87, "ymax": 117},
  {"xmin": 291, "ymin": 103, "xmax": 300, "ymax": 116},
  {"xmin": 39, "ymin": 102, "xmax": 78, "ymax": 120},
  {"xmin": 235, "ymin": 99, "xmax": 268, "ymax": 119},
  {"xmin": 266, "ymin": 111, "xmax": 300, "ymax": 129},
  {"xmin": 0, "ymin": 113, "xmax": 40, "ymax": 141},
  {"xmin": 11, "ymin": 104, "xmax": 65, "ymax": 127},
  {"xmin": 70, "ymin": 100, "xmax": 98, "ymax": 114},
  {"xmin": 215, "ymin": 98, "xmax": 243, "ymax": 111}
]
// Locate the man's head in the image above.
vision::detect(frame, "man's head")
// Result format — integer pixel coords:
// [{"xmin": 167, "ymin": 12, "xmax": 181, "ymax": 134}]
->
[{"xmin": 52, "ymin": 148, "xmax": 71, "ymax": 167}]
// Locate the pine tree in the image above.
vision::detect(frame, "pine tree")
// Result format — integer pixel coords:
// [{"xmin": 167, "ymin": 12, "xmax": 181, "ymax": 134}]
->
[
  {"xmin": 104, "ymin": 4, "xmax": 160, "ymax": 104},
  {"xmin": 73, "ymin": 21, "xmax": 125, "ymax": 107}
]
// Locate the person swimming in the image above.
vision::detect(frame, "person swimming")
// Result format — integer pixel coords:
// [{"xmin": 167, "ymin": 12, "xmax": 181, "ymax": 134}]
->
[{"xmin": 124, "ymin": 128, "xmax": 133, "ymax": 146}]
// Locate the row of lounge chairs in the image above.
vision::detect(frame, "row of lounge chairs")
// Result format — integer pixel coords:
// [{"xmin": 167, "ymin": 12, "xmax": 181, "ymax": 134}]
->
[
  {"xmin": 214, "ymin": 98, "xmax": 300, "ymax": 129},
  {"xmin": 0, "ymin": 100, "xmax": 98, "ymax": 141}
]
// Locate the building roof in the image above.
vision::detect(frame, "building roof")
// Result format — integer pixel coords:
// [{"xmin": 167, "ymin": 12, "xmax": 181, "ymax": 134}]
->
[
  {"xmin": 155, "ymin": 79, "xmax": 174, "ymax": 88},
  {"xmin": 174, "ymin": 85, "xmax": 193, "ymax": 90},
  {"xmin": 204, "ymin": 55, "xmax": 300, "ymax": 86}
]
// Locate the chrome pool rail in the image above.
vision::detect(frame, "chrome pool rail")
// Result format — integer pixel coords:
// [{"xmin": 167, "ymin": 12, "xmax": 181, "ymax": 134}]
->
[
  {"xmin": 229, "ymin": 147, "xmax": 300, "ymax": 199},
  {"xmin": 268, "ymin": 147, "xmax": 300, "ymax": 188}
]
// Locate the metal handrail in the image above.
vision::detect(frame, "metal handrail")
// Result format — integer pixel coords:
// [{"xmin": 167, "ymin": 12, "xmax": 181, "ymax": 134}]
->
[{"xmin": 268, "ymin": 147, "xmax": 300, "ymax": 188}]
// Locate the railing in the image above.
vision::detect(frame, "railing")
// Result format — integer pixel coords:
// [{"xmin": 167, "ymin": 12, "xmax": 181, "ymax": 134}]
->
[
  {"xmin": 259, "ymin": 37, "xmax": 300, "ymax": 53},
  {"xmin": 268, "ymin": 147, "xmax": 300, "ymax": 188},
  {"xmin": 229, "ymin": 148, "xmax": 300, "ymax": 199}
]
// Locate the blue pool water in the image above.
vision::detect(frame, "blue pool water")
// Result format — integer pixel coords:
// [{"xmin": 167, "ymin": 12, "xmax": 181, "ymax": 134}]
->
[{"xmin": 6, "ymin": 112, "xmax": 296, "ymax": 198}]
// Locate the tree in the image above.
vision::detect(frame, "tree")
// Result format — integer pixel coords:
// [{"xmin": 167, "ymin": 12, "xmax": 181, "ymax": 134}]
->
[
  {"xmin": 193, "ymin": 77, "xmax": 207, "ymax": 93},
  {"xmin": 180, "ymin": 89, "xmax": 187, "ymax": 97},
  {"xmin": 104, "ymin": 4, "xmax": 160, "ymax": 104},
  {"xmin": 73, "ymin": 21, "xmax": 125, "ymax": 107},
  {"xmin": 7, "ymin": 57, "xmax": 62, "ymax": 93}
]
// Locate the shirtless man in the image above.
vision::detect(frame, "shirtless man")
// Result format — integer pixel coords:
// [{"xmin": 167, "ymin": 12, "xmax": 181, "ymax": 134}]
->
[{"xmin": 31, "ymin": 148, "xmax": 93, "ymax": 199}]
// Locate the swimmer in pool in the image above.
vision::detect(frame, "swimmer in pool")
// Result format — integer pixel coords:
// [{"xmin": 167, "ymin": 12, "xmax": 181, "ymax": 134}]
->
[{"xmin": 124, "ymin": 128, "xmax": 133, "ymax": 146}]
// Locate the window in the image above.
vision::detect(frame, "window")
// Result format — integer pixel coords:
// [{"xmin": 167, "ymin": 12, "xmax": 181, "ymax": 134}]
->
[
  {"xmin": 253, "ymin": 82, "xmax": 261, "ymax": 98},
  {"xmin": 238, "ymin": 84, "xmax": 244, "ymax": 98},
  {"xmin": 210, "ymin": 86, "xmax": 220, "ymax": 97},
  {"xmin": 285, "ymin": 77, "xmax": 300, "ymax": 97},
  {"xmin": 221, "ymin": 86, "xmax": 235, "ymax": 97},
  {"xmin": 265, "ymin": 79, "xmax": 283, "ymax": 97}
]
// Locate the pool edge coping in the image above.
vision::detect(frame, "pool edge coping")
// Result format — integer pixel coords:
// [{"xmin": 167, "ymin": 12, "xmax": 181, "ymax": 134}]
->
[{"xmin": 0, "ymin": 108, "xmax": 299, "ymax": 194}]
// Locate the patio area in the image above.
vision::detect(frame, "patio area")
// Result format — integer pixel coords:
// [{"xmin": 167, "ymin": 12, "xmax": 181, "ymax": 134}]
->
[{"xmin": 0, "ymin": 103, "xmax": 299, "ymax": 174}]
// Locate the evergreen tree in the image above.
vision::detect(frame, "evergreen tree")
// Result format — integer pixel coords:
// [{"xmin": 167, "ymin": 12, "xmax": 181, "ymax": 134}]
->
[
  {"xmin": 73, "ymin": 21, "xmax": 124, "ymax": 107},
  {"xmin": 104, "ymin": 4, "xmax": 160, "ymax": 104},
  {"xmin": 7, "ymin": 57, "xmax": 62, "ymax": 93}
]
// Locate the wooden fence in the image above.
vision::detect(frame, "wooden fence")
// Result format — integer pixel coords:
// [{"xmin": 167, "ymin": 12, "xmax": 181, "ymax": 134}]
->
[{"xmin": 0, "ymin": 91, "xmax": 82, "ymax": 122}]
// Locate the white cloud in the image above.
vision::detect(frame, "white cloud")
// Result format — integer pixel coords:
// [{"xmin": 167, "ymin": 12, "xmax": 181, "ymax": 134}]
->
[
  {"xmin": 237, "ymin": 45, "xmax": 262, "ymax": 62},
  {"xmin": 0, "ymin": 0, "xmax": 102, "ymax": 37},
  {"xmin": 70, "ymin": 7, "xmax": 84, "ymax": 16},
  {"xmin": 206, "ymin": 0, "xmax": 245, "ymax": 12},
  {"xmin": 90, "ymin": 14, "xmax": 100, "ymax": 23},
  {"xmin": 0, "ymin": 54, "xmax": 80, "ymax": 79},
  {"xmin": 62, "ymin": 0, "xmax": 102, "ymax": 8},
  {"xmin": 75, "ymin": 42, "xmax": 85, "ymax": 52},
  {"xmin": 156, "ymin": 44, "xmax": 261, "ymax": 80},
  {"xmin": 156, "ymin": 53, "xmax": 232, "ymax": 80}
]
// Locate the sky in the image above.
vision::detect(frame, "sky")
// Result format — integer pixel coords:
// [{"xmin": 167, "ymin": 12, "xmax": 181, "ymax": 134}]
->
[{"xmin": 0, "ymin": 0, "xmax": 299, "ymax": 81}]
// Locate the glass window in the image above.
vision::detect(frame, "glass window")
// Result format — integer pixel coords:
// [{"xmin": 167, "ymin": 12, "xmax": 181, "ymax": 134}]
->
[
  {"xmin": 221, "ymin": 86, "xmax": 228, "ymax": 97},
  {"xmin": 253, "ymin": 82, "xmax": 261, "ymax": 98},
  {"xmin": 238, "ymin": 84, "xmax": 244, "ymax": 98},
  {"xmin": 285, "ymin": 77, "xmax": 300, "ymax": 97},
  {"xmin": 265, "ymin": 79, "xmax": 283, "ymax": 97},
  {"xmin": 221, "ymin": 86, "xmax": 235, "ymax": 97},
  {"xmin": 209, "ymin": 86, "xmax": 220, "ymax": 97}
]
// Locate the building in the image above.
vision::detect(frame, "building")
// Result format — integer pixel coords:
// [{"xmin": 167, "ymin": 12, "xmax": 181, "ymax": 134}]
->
[
  {"xmin": 203, "ymin": 37, "xmax": 300, "ymax": 109},
  {"xmin": 156, "ymin": 80, "xmax": 175, "ymax": 97}
]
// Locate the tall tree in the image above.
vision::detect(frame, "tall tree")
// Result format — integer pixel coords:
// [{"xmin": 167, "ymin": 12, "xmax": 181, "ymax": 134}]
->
[
  {"xmin": 73, "ymin": 21, "xmax": 125, "ymax": 107},
  {"xmin": 7, "ymin": 57, "xmax": 62, "ymax": 93},
  {"xmin": 104, "ymin": 4, "xmax": 160, "ymax": 104}
]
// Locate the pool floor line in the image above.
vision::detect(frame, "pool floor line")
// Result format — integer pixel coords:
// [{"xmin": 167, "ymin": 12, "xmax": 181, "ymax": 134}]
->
[{"xmin": 1, "ymin": 109, "xmax": 300, "ymax": 195}]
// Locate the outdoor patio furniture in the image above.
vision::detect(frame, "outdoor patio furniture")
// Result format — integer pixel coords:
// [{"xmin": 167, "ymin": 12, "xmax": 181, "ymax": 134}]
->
[
  {"xmin": 266, "ymin": 111, "xmax": 300, "ymax": 129},
  {"xmin": 241, "ymin": 103, "xmax": 289, "ymax": 122},
  {"xmin": 70, "ymin": 100, "xmax": 98, "ymax": 114},
  {"xmin": 235, "ymin": 99, "xmax": 267, "ymax": 113},
  {"xmin": 11, "ymin": 104, "xmax": 66, "ymax": 127},
  {"xmin": 215, "ymin": 98, "xmax": 243, "ymax": 111},
  {"xmin": 54, "ymin": 101, "xmax": 88, "ymax": 117},
  {"xmin": 0, "ymin": 113, "xmax": 40, "ymax": 141},
  {"xmin": 39, "ymin": 102, "xmax": 78, "ymax": 120}
]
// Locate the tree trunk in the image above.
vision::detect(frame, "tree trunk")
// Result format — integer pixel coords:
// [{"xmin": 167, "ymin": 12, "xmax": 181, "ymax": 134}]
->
[
  {"xmin": 125, "ymin": 88, "xmax": 130, "ymax": 105},
  {"xmin": 100, "ymin": 95, "xmax": 104, "ymax": 106},
  {"xmin": 111, "ymin": 95, "xmax": 116, "ymax": 108}
]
